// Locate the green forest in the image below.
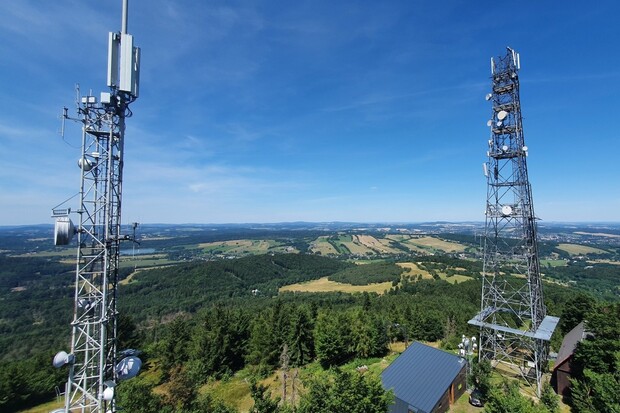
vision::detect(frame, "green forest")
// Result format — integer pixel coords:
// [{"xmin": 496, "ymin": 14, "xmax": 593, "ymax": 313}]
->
[{"xmin": 1, "ymin": 230, "xmax": 619, "ymax": 412}]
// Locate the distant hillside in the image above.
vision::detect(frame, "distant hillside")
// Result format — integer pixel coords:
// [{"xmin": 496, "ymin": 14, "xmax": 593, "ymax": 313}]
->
[{"xmin": 119, "ymin": 253, "xmax": 351, "ymax": 321}]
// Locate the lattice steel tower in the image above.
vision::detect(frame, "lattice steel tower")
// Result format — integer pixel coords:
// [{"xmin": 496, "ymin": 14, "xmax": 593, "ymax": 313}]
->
[
  {"xmin": 468, "ymin": 48, "xmax": 559, "ymax": 396},
  {"xmin": 51, "ymin": 1, "xmax": 142, "ymax": 412}
]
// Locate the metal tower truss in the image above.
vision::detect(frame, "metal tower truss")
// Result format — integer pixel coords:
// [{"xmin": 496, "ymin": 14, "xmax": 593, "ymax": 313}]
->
[
  {"xmin": 468, "ymin": 48, "xmax": 559, "ymax": 396},
  {"xmin": 51, "ymin": 1, "xmax": 141, "ymax": 411},
  {"xmin": 66, "ymin": 90, "xmax": 127, "ymax": 412}
]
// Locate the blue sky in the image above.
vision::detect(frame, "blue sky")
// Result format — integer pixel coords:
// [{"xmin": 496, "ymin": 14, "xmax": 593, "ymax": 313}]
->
[{"xmin": 1, "ymin": 1, "xmax": 619, "ymax": 225}]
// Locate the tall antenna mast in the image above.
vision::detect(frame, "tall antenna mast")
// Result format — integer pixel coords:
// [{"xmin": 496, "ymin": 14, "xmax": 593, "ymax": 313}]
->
[
  {"xmin": 51, "ymin": 1, "xmax": 142, "ymax": 412},
  {"xmin": 468, "ymin": 48, "xmax": 558, "ymax": 397}
]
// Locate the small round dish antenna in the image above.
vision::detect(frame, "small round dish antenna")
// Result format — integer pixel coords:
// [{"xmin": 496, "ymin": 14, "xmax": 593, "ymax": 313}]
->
[
  {"xmin": 116, "ymin": 356, "xmax": 142, "ymax": 381},
  {"xmin": 102, "ymin": 387, "xmax": 115, "ymax": 401},
  {"xmin": 497, "ymin": 110, "xmax": 508, "ymax": 120},
  {"xmin": 486, "ymin": 120, "xmax": 493, "ymax": 127},
  {"xmin": 502, "ymin": 145, "xmax": 509, "ymax": 152},
  {"xmin": 54, "ymin": 217, "xmax": 75, "ymax": 246},
  {"xmin": 53, "ymin": 351, "xmax": 74, "ymax": 368},
  {"xmin": 496, "ymin": 121, "xmax": 503, "ymax": 127},
  {"xmin": 501, "ymin": 205, "xmax": 513, "ymax": 216},
  {"xmin": 78, "ymin": 157, "xmax": 94, "ymax": 172},
  {"xmin": 485, "ymin": 93, "xmax": 493, "ymax": 101}
]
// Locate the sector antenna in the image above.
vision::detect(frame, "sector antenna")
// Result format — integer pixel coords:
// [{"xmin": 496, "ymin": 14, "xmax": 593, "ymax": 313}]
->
[{"xmin": 51, "ymin": 1, "xmax": 142, "ymax": 411}]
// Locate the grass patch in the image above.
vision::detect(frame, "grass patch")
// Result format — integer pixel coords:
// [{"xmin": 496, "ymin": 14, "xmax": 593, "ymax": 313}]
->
[
  {"xmin": 442, "ymin": 274, "xmax": 472, "ymax": 284},
  {"xmin": 279, "ymin": 277, "xmax": 393, "ymax": 294},
  {"xmin": 18, "ymin": 399, "xmax": 63, "ymax": 413},
  {"xmin": 540, "ymin": 259, "xmax": 568, "ymax": 267},
  {"xmin": 397, "ymin": 262, "xmax": 434, "ymax": 280}
]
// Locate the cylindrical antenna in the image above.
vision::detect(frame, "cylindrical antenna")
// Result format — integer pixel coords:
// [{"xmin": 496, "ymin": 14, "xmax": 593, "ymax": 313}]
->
[{"xmin": 121, "ymin": 0, "xmax": 128, "ymax": 34}]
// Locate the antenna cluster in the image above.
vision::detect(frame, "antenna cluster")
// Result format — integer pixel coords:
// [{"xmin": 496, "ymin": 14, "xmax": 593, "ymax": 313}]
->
[{"xmin": 51, "ymin": 1, "xmax": 142, "ymax": 412}]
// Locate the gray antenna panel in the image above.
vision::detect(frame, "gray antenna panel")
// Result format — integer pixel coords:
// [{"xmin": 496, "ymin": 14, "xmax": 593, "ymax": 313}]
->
[
  {"xmin": 107, "ymin": 32, "xmax": 120, "ymax": 88},
  {"xmin": 119, "ymin": 33, "xmax": 136, "ymax": 95},
  {"xmin": 133, "ymin": 46, "xmax": 141, "ymax": 98}
]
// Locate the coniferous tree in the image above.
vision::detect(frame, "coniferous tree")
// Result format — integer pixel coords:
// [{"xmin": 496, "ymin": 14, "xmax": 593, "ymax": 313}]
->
[
  {"xmin": 314, "ymin": 310, "xmax": 350, "ymax": 368},
  {"xmin": 288, "ymin": 305, "xmax": 314, "ymax": 366},
  {"xmin": 116, "ymin": 379, "xmax": 165, "ymax": 413},
  {"xmin": 298, "ymin": 369, "xmax": 392, "ymax": 413},
  {"xmin": 570, "ymin": 303, "xmax": 620, "ymax": 413},
  {"xmin": 247, "ymin": 310, "xmax": 278, "ymax": 372},
  {"xmin": 158, "ymin": 317, "xmax": 191, "ymax": 376}
]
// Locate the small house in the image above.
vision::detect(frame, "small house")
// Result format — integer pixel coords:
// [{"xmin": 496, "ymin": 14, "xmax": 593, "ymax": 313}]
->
[
  {"xmin": 551, "ymin": 321, "xmax": 587, "ymax": 398},
  {"xmin": 382, "ymin": 341, "xmax": 467, "ymax": 413}
]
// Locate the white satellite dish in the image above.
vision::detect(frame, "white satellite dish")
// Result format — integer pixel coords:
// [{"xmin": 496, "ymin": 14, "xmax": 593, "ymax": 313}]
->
[
  {"xmin": 522, "ymin": 146, "xmax": 528, "ymax": 152},
  {"xmin": 497, "ymin": 110, "xmax": 508, "ymax": 120},
  {"xmin": 502, "ymin": 145, "xmax": 509, "ymax": 152},
  {"xmin": 496, "ymin": 121, "xmax": 503, "ymax": 127},
  {"xmin": 485, "ymin": 93, "xmax": 492, "ymax": 101},
  {"xmin": 501, "ymin": 205, "xmax": 513, "ymax": 216},
  {"xmin": 102, "ymin": 387, "xmax": 115, "ymax": 401},
  {"xmin": 116, "ymin": 356, "xmax": 142, "ymax": 381},
  {"xmin": 78, "ymin": 157, "xmax": 94, "ymax": 172},
  {"xmin": 486, "ymin": 120, "xmax": 493, "ymax": 127},
  {"xmin": 53, "ymin": 351, "xmax": 74, "ymax": 368},
  {"xmin": 54, "ymin": 217, "xmax": 75, "ymax": 246}
]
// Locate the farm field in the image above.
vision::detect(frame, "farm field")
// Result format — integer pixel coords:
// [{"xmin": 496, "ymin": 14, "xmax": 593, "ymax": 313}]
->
[
  {"xmin": 339, "ymin": 234, "xmax": 372, "ymax": 255},
  {"xmin": 308, "ymin": 234, "xmax": 468, "ymax": 257},
  {"xmin": 309, "ymin": 236, "xmax": 339, "ymax": 255},
  {"xmin": 386, "ymin": 235, "xmax": 466, "ymax": 253},
  {"xmin": 279, "ymin": 276, "xmax": 393, "ymax": 294},
  {"xmin": 588, "ymin": 259, "xmax": 620, "ymax": 265},
  {"xmin": 397, "ymin": 262, "xmax": 434, "ymax": 280},
  {"xmin": 573, "ymin": 231, "xmax": 620, "ymax": 238},
  {"xmin": 198, "ymin": 239, "xmax": 277, "ymax": 255},
  {"xmin": 355, "ymin": 235, "xmax": 402, "ymax": 254},
  {"xmin": 556, "ymin": 243, "xmax": 609, "ymax": 256},
  {"xmin": 406, "ymin": 236, "xmax": 466, "ymax": 252}
]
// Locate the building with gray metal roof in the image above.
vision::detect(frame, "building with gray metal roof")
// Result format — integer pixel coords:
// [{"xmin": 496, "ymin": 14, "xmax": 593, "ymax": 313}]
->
[
  {"xmin": 551, "ymin": 321, "xmax": 587, "ymax": 398},
  {"xmin": 381, "ymin": 341, "xmax": 467, "ymax": 413}
]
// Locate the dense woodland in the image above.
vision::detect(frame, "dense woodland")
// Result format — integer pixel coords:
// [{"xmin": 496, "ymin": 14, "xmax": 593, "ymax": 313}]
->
[{"xmin": 1, "ymin": 225, "xmax": 619, "ymax": 412}]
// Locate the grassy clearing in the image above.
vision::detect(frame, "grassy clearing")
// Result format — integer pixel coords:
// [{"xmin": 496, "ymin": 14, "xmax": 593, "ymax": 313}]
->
[
  {"xmin": 440, "ymin": 274, "xmax": 472, "ymax": 284},
  {"xmin": 396, "ymin": 262, "xmax": 434, "ymax": 280},
  {"xmin": 557, "ymin": 243, "xmax": 608, "ymax": 256},
  {"xmin": 202, "ymin": 374, "xmax": 256, "ymax": 412},
  {"xmin": 279, "ymin": 277, "xmax": 393, "ymax": 294},
  {"xmin": 540, "ymin": 259, "xmax": 568, "ymax": 267}
]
